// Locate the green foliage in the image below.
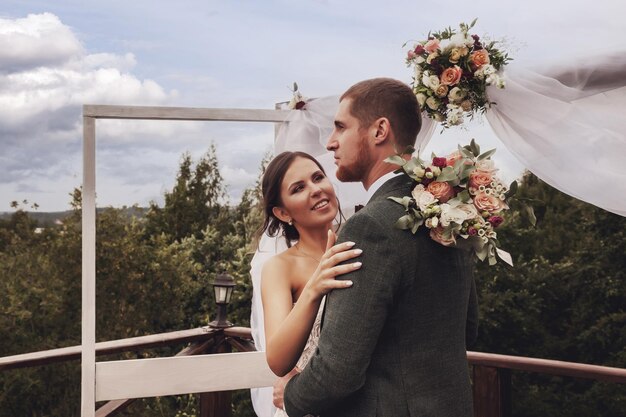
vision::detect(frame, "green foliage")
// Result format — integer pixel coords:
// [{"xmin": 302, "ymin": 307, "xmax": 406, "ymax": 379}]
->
[
  {"xmin": 473, "ymin": 173, "xmax": 626, "ymax": 416},
  {"xmin": 1, "ymin": 158, "xmax": 623, "ymax": 416}
]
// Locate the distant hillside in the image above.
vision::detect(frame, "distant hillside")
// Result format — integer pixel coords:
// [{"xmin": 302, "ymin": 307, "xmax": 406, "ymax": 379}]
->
[{"xmin": 0, "ymin": 207, "xmax": 149, "ymax": 227}]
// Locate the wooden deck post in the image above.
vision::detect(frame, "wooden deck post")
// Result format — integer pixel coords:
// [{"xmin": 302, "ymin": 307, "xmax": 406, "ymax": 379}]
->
[
  {"xmin": 199, "ymin": 335, "xmax": 232, "ymax": 417},
  {"xmin": 472, "ymin": 365, "xmax": 511, "ymax": 417}
]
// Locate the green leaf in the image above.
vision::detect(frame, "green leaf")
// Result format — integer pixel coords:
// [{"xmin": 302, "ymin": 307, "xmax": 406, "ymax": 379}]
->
[
  {"xmin": 477, "ymin": 148, "xmax": 496, "ymax": 161},
  {"xmin": 384, "ymin": 155, "xmax": 406, "ymax": 166},
  {"xmin": 470, "ymin": 139, "xmax": 480, "ymax": 156},
  {"xmin": 293, "ymin": 82, "xmax": 298, "ymax": 91},
  {"xmin": 395, "ymin": 215, "xmax": 414, "ymax": 230},
  {"xmin": 388, "ymin": 196, "xmax": 412, "ymax": 209},
  {"xmin": 436, "ymin": 166, "xmax": 457, "ymax": 182},
  {"xmin": 504, "ymin": 180, "xmax": 518, "ymax": 199},
  {"xmin": 459, "ymin": 146, "xmax": 475, "ymax": 159}
]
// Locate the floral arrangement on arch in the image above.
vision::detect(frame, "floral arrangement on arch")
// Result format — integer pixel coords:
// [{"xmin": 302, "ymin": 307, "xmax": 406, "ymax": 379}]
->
[
  {"xmin": 405, "ymin": 19, "xmax": 511, "ymax": 128},
  {"xmin": 287, "ymin": 82, "xmax": 308, "ymax": 110},
  {"xmin": 385, "ymin": 139, "xmax": 534, "ymax": 266}
]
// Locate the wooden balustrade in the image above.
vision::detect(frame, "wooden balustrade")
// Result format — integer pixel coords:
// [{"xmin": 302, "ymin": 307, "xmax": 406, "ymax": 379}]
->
[{"xmin": 1, "ymin": 326, "xmax": 625, "ymax": 417}]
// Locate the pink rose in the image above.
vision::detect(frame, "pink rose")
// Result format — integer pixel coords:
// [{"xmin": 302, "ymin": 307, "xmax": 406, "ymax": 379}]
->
[
  {"xmin": 427, "ymin": 181, "xmax": 455, "ymax": 203},
  {"xmin": 440, "ymin": 66, "xmax": 463, "ymax": 86},
  {"xmin": 424, "ymin": 38, "xmax": 440, "ymax": 53},
  {"xmin": 470, "ymin": 49, "xmax": 490, "ymax": 70},
  {"xmin": 475, "ymin": 159, "xmax": 498, "ymax": 173},
  {"xmin": 488, "ymin": 215, "xmax": 504, "ymax": 228},
  {"xmin": 407, "ymin": 50, "xmax": 416, "ymax": 60},
  {"xmin": 430, "ymin": 226, "xmax": 456, "ymax": 246},
  {"xmin": 473, "ymin": 193, "xmax": 504, "ymax": 213},
  {"xmin": 446, "ymin": 150, "xmax": 463, "ymax": 167},
  {"xmin": 432, "ymin": 157, "xmax": 447, "ymax": 168},
  {"xmin": 468, "ymin": 171, "xmax": 493, "ymax": 189}
]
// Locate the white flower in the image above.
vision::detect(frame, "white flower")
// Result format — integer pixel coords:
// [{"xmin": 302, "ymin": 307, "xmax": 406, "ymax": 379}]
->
[
  {"xmin": 428, "ymin": 165, "xmax": 441, "ymax": 176},
  {"xmin": 414, "ymin": 65, "xmax": 422, "ymax": 81},
  {"xmin": 413, "ymin": 166, "xmax": 426, "ymax": 177},
  {"xmin": 416, "ymin": 93, "xmax": 427, "ymax": 107},
  {"xmin": 496, "ymin": 78, "xmax": 506, "ymax": 89},
  {"xmin": 425, "ymin": 96, "xmax": 440, "ymax": 111},
  {"xmin": 411, "ymin": 184, "xmax": 426, "ymax": 201},
  {"xmin": 422, "ymin": 73, "xmax": 440, "ymax": 90},
  {"xmin": 425, "ymin": 216, "xmax": 439, "ymax": 228},
  {"xmin": 448, "ymin": 87, "xmax": 467, "ymax": 103},
  {"xmin": 456, "ymin": 203, "xmax": 479, "ymax": 220},
  {"xmin": 414, "ymin": 55, "xmax": 426, "ymax": 64},
  {"xmin": 445, "ymin": 104, "xmax": 464, "ymax": 126},
  {"xmin": 440, "ymin": 204, "xmax": 471, "ymax": 227},
  {"xmin": 476, "ymin": 159, "xmax": 498, "ymax": 173},
  {"xmin": 417, "ymin": 190, "xmax": 438, "ymax": 211},
  {"xmin": 449, "ymin": 32, "xmax": 473, "ymax": 48}
]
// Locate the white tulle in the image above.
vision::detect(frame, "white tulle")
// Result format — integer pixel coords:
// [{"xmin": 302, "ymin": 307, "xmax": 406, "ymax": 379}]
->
[
  {"xmin": 486, "ymin": 53, "xmax": 626, "ymax": 216},
  {"xmin": 251, "ymin": 52, "xmax": 626, "ymax": 416}
]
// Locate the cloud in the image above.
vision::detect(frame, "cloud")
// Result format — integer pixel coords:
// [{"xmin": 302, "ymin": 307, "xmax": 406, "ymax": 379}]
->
[{"xmin": 0, "ymin": 12, "xmax": 180, "ymax": 210}]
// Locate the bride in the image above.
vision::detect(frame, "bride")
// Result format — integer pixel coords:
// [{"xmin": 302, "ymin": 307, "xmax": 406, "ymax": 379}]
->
[{"xmin": 258, "ymin": 150, "xmax": 363, "ymax": 416}]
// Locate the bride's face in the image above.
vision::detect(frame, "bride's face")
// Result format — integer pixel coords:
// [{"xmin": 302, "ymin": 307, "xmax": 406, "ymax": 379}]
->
[{"xmin": 275, "ymin": 156, "xmax": 338, "ymax": 229}]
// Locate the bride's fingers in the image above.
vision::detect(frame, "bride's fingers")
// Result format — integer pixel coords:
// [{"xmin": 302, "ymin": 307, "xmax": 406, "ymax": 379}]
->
[
  {"xmin": 325, "ymin": 261, "xmax": 362, "ymax": 279},
  {"xmin": 324, "ymin": 229, "xmax": 336, "ymax": 253},
  {"xmin": 325, "ymin": 248, "xmax": 362, "ymax": 266},
  {"xmin": 324, "ymin": 241, "xmax": 356, "ymax": 260}
]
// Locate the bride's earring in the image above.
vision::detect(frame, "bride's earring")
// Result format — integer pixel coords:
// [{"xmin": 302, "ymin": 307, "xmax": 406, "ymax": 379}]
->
[{"xmin": 288, "ymin": 219, "xmax": 293, "ymax": 226}]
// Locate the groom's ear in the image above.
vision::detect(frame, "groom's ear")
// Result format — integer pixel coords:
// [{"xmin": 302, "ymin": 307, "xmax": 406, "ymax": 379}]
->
[{"xmin": 372, "ymin": 117, "xmax": 391, "ymax": 145}]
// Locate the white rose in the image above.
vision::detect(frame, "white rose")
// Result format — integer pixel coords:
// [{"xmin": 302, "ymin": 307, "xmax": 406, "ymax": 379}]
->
[
  {"xmin": 425, "ymin": 96, "xmax": 440, "ymax": 110},
  {"xmin": 416, "ymin": 93, "xmax": 427, "ymax": 107},
  {"xmin": 448, "ymin": 87, "xmax": 467, "ymax": 102},
  {"xmin": 422, "ymin": 74, "xmax": 440, "ymax": 90},
  {"xmin": 440, "ymin": 204, "xmax": 471, "ymax": 227},
  {"xmin": 415, "ymin": 55, "xmax": 426, "ymax": 64},
  {"xmin": 417, "ymin": 191, "xmax": 437, "ymax": 211},
  {"xmin": 449, "ymin": 32, "xmax": 472, "ymax": 48},
  {"xmin": 456, "ymin": 203, "xmax": 479, "ymax": 220},
  {"xmin": 414, "ymin": 65, "xmax": 422, "ymax": 81},
  {"xmin": 411, "ymin": 184, "xmax": 426, "ymax": 200},
  {"xmin": 475, "ymin": 159, "xmax": 498, "ymax": 173}
]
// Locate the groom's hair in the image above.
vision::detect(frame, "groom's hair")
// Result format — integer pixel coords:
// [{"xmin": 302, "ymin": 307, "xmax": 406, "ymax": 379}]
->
[{"xmin": 341, "ymin": 78, "xmax": 422, "ymax": 150}]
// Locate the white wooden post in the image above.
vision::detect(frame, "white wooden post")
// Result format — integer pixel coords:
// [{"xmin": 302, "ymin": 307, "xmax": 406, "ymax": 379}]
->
[{"xmin": 81, "ymin": 116, "xmax": 97, "ymax": 417}]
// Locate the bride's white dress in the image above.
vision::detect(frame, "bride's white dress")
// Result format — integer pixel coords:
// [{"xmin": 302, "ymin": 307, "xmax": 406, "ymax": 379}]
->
[{"xmin": 273, "ymin": 298, "xmax": 325, "ymax": 417}]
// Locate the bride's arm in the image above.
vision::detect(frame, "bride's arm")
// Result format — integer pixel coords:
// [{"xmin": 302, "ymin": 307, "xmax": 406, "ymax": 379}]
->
[{"xmin": 262, "ymin": 232, "xmax": 362, "ymax": 377}]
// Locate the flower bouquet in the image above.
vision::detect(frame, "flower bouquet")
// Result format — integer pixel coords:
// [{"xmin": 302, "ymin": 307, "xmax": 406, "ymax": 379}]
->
[
  {"xmin": 385, "ymin": 139, "xmax": 533, "ymax": 265},
  {"xmin": 405, "ymin": 19, "xmax": 511, "ymax": 128}
]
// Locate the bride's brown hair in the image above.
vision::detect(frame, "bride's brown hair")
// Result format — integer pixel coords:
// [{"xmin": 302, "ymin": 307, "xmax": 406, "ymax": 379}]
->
[{"xmin": 258, "ymin": 151, "xmax": 342, "ymax": 247}]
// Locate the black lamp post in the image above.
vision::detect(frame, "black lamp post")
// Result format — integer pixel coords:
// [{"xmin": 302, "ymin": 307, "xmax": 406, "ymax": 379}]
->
[{"xmin": 208, "ymin": 272, "xmax": 235, "ymax": 328}]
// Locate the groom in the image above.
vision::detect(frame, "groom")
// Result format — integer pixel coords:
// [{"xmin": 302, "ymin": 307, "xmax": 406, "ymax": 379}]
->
[{"xmin": 281, "ymin": 78, "xmax": 478, "ymax": 417}]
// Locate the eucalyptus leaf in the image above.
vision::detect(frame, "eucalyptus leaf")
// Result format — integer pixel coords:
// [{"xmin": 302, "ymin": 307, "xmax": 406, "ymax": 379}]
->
[
  {"xmin": 388, "ymin": 196, "xmax": 412, "ymax": 209},
  {"xmin": 436, "ymin": 167, "xmax": 457, "ymax": 182},
  {"xmin": 395, "ymin": 214, "xmax": 414, "ymax": 230},
  {"xmin": 505, "ymin": 180, "xmax": 518, "ymax": 199},
  {"xmin": 477, "ymin": 148, "xmax": 496, "ymax": 161},
  {"xmin": 470, "ymin": 139, "xmax": 480, "ymax": 156},
  {"xmin": 385, "ymin": 155, "xmax": 406, "ymax": 166},
  {"xmin": 459, "ymin": 147, "xmax": 474, "ymax": 159}
]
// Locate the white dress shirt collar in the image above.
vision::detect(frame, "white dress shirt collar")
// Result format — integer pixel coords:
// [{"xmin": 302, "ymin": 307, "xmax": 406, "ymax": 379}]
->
[{"xmin": 365, "ymin": 171, "xmax": 402, "ymax": 203}]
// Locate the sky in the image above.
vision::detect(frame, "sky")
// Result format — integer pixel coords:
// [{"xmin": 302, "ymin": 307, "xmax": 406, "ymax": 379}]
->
[{"xmin": 1, "ymin": 0, "xmax": 625, "ymax": 212}]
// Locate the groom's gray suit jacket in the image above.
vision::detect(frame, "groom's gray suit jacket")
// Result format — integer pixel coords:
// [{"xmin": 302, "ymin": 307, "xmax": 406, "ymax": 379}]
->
[{"xmin": 284, "ymin": 175, "xmax": 478, "ymax": 417}]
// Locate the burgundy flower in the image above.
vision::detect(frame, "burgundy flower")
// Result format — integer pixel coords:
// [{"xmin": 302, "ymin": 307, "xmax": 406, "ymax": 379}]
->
[
  {"xmin": 488, "ymin": 215, "xmax": 504, "ymax": 228},
  {"xmin": 433, "ymin": 157, "xmax": 448, "ymax": 168},
  {"xmin": 468, "ymin": 227, "xmax": 478, "ymax": 236},
  {"xmin": 414, "ymin": 45, "xmax": 425, "ymax": 55},
  {"xmin": 295, "ymin": 101, "xmax": 306, "ymax": 110}
]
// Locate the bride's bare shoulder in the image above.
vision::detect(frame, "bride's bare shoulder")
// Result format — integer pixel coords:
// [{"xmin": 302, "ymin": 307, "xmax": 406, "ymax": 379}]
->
[{"xmin": 261, "ymin": 248, "xmax": 298, "ymax": 283}]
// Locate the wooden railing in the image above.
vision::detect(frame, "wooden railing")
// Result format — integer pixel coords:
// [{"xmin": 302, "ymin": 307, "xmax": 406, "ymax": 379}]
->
[{"xmin": 1, "ymin": 326, "xmax": 625, "ymax": 417}]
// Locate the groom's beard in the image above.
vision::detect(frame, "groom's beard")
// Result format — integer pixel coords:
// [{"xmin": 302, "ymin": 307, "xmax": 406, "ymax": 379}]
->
[{"xmin": 336, "ymin": 137, "xmax": 371, "ymax": 183}]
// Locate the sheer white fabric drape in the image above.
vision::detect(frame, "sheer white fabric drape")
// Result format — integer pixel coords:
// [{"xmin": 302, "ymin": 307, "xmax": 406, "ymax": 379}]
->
[{"xmin": 486, "ymin": 52, "xmax": 626, "ymax": 216}]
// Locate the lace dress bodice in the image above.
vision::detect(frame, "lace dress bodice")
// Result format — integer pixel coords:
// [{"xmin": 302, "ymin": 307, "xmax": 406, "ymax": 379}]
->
[{"xmin": 274, "ymin": 297, "xmax": 325, "ymax": 417}]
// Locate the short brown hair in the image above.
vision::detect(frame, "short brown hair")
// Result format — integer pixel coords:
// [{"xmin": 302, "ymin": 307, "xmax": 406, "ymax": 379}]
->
[{"xmin": 340, "ymin": 78, "xmax": 422, "ymax": 151}]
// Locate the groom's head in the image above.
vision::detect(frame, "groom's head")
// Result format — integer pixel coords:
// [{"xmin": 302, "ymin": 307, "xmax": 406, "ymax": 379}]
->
[{"xmin": 327, "ymin": 78, "xmax": 422, "ymax": 186}]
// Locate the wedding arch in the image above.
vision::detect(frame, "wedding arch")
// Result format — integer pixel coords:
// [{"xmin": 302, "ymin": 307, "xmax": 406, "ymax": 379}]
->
[{"xmin": 78, "ymin": 51, "xmax": 626, "ymax": 415}]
